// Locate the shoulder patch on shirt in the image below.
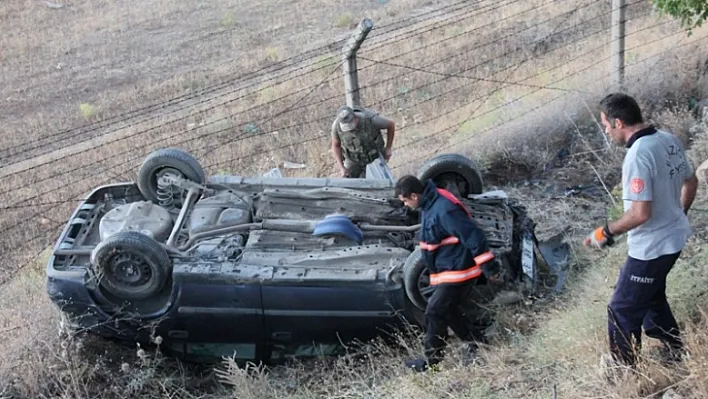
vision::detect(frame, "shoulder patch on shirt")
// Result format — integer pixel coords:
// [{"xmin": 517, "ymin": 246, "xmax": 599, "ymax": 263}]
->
[{"xmin": 630, "ymin": 177, "xmax": 644, "ymax": 194}]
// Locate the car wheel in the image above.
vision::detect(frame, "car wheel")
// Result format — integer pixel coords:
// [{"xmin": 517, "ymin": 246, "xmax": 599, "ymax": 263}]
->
[
  {"xmin": 90, "ymin": 231, "xmax": 171, "ymax": 300},
  {"xmin": 137, "ymin": 147, "xmax": 206, "ymax": 205},
  {"xmin": 417, "ymin": 153, "xmax": 483, "ymax": 198},
  {"xmin": 402, "ymin": 247, "xmax": 435, "ymax": 311}
]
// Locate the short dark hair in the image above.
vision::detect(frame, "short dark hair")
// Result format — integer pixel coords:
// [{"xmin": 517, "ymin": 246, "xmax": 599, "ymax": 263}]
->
[
  {"xmin": 395, "ymin": 175, "xmax": 425, "ymax": 197},
  {"xmin": 598, "ymin": 93, "xmax": 644, "ymax": 126}
]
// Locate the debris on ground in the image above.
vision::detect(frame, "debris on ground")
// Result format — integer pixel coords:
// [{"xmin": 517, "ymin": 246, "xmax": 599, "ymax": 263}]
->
[
  {"xmin": 283, "ymin": 161, "xmax": 307, "ymax": 169},
  {"xmin": 493, "ymin": 290, "xmax": 525, "ymax": 306},
  {"xmin": 662, "ymin": 388, "xmax": 685, "ymax": 399}
]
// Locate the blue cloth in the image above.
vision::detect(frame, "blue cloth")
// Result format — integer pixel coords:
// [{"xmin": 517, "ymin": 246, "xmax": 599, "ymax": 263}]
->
[{"xmin": 312, "ymin": 214, "xmax": 363, "ymax": 244}]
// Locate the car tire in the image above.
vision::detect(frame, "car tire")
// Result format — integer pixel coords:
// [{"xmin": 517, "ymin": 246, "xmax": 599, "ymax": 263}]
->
[
  {"xmin": 137, "ymin": 147, "xmax": 206, "ymax": 204},
  {"xmin": 417, "ymin": 153, "xmax": 483, "ymax": 198},
  {"xmin": 90, "ymin": 231, "xmax": 171, "ymax": 300},
  {"xmin": 402, "ymin": 247, "xmax": 435, "ymax": 311}
]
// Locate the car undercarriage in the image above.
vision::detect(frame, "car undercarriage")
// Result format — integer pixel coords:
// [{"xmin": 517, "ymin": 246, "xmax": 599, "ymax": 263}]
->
[{"xmin": 46, "ymin": 148, "xmax": 564, "ymax": 363}]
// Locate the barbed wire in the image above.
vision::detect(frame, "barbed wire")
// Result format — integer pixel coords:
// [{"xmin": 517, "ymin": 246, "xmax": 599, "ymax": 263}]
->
[
  {"xmin": 0, "ymin": 5, "xmax": 671, "ymax": 214},
  {"xmin": 390, "ymin": 30, "xmax": 708, "ymax": 171},
  {"xmin": 375, "ymin": 15, "xmax": 677, "ymax": 153},
  {"xmin": 0, "ymin": 1, "xmax": 700, "ymax": 287},
  {"xmin": 0, "ymin": 0, "xmax": 564, "ymax": 177},
  {"xmin": 382, "ymin": 0, "xmax": 609, "ymax": 165},
  {"xmin": 0, "ymin": 0, "xmax": 613, "ymax": 203},
  {"xmin": 155, "ymin": 0, "xmax": 612, "ymax": 160},
  {"xmin": 193, "ymin": 0, "xmax": 601, "ymax": 172},
  {"xmin": 0, "ymin": 222, "xmax": 64, "ymax": 286},
  {"xmin": 0, "ymin": 0, "xmax": 523, "ymax": 166},
  {"xmin": 0, "ymin": 59, "xmax": 346, "ymax": 241},
  {"xmin": 5, "ymin": 0, "xmax": 500, "ymax": 155},
  {"xmin": 198, "ymin": 54, "xmax": 347, "ymax": 159}
]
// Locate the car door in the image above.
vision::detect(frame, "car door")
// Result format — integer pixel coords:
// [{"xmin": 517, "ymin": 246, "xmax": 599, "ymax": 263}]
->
[
  {"xmin": 260, "ymin": 266, "xmax": 406, "ymax": 347},
  {"xmin": 167, "ymin": 267, "xmax": 265, "ymax": 350}
]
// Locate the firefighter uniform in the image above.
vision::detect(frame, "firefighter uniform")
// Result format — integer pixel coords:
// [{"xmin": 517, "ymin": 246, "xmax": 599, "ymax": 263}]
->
[{"xmin": 406, "ymin": 179, "xmax": 498, "ymax": 371}]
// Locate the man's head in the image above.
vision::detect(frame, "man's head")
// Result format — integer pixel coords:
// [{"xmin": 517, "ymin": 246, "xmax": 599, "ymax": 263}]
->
[
  {"xmin": 395, "ymin": 175, "xmax": 425, "ymax": 209},
  {"xmin": 337, "ymin": 106, "xmax": 359, "ymax": 132},
  {"xmin": 598, "ymin": 93, "xmax": 645, "ymax": 146}
]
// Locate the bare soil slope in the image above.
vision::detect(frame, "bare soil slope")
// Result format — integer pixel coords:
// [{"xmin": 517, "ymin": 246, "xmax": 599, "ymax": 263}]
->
[{"xmin": 1, "ymin": 0, "xmax": 406, "ymax": 143}]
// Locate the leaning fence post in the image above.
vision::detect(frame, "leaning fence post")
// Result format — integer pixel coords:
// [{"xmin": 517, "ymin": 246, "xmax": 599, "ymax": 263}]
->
[
  {"xmin": 611, "ymin": 0, "xmax": 626, "ymax": 91},
  {"xmin": 342, "ymin": 18, "xmax": 374, "ymax": 108}
]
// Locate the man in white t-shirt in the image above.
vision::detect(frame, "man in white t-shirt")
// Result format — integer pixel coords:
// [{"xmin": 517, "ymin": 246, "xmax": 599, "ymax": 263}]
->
[{"xmin": 584, "ymin": 93, "xmax": 699, "ymax": 368}]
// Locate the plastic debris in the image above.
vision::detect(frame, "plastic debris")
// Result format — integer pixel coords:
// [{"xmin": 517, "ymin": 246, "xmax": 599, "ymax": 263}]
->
[
  {"xmin": 263, "ymin": 167, "xmax": 282, "ymax": 178},
  {"xmin": 283, "ymin": 161, "xmax": 306, "ymax": 169}
]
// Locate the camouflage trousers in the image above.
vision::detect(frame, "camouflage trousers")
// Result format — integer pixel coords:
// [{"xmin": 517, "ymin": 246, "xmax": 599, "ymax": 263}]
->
[{"xmin": 344, "ymin": 158, "xmax": 368, "ymax": 178}]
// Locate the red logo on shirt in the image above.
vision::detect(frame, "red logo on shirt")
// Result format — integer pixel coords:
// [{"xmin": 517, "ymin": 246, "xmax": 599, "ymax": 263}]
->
[{"xmin": 630, "ymin": 178, "xmax": 644, "ymax": 194}]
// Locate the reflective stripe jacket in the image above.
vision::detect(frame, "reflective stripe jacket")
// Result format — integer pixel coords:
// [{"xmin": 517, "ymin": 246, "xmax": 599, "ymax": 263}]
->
[{"xmin": 417, "ymin": 179, "xmax": 495, "ymax": 285}]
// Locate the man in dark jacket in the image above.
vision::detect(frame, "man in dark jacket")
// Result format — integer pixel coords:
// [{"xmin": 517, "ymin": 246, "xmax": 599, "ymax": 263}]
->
[{"xmin": 395, "ymin": 175, "xmax": 499, "ymax": 372}]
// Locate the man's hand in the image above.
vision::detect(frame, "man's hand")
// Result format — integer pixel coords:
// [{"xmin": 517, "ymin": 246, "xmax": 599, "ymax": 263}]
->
[
  {"xmin": 486, "ymin": 272, "xmax": 502, "ymax": 284},
  {"xmin": 584, "ymin": 224, "xmax": 615, "ymax": 249},
  {"xmin": 681, "ymin": 173, "xmax": 698, "ymax": 215},
  {"xmin": 340, "ymin": 166, "xmax": 350, "ymax": 177},
  {"xmin": 384, "ymin": 148, "xmax": 393, "ymax": 161},
  {"xmin": 481, "ymin": 258, "xmax": 501, "ymax": 283}
]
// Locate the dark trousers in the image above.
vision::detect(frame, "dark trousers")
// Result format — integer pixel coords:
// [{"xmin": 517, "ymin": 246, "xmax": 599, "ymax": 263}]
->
[
  {"xmin": 424, "ymin": 282, "xmax": 474, "ymax": 364},
  {"xmin": 607, "ymin": 251, "xmax": 683, "ymax": 366}
]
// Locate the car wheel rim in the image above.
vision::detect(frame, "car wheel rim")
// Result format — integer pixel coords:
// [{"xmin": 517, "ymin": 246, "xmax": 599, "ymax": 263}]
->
[
  {"xmin": 107, "ymin": 252, "xmax": 153, "ymax": 288},
  {"xmin": 433, "ymin": 172, "xmax": 468, "ymax": 198},
  {"xmin": 155, "ymin": 167, "xmax": 183, "ymax": 181}
]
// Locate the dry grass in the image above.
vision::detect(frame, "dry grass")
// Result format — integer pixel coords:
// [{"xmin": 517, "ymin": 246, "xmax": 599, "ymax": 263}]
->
[
  {"xmin": 2, "ymin": 0, "xmax": 708, "ymax": 397},
  {"xmin": 2, "ymin": 194, "xmax": 708, "ymax": 398}
]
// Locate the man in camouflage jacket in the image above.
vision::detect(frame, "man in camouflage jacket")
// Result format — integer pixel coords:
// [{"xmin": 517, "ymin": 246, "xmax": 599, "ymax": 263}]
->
[{"xmin": 331, "ymin": 105, "xmax": 396, "ymax": 178}]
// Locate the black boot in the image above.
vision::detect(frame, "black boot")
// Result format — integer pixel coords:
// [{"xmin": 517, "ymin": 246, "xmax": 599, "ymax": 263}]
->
[
  {"xmin": 403, "ymin": 358, "xmax": 429, "ymax": 372},
  {"xmin": 460, "ymin": 342, "xmax": 481, "ymax": 365},
  {"xmin": 659, "ymin": 343, "xmax": 688, "ymax": 365}
]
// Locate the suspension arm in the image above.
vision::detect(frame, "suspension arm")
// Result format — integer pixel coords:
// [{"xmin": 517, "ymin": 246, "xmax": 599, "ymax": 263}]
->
[{"xmin": 165, "ymin": 187, "xmax": 200, "ymax": 247}]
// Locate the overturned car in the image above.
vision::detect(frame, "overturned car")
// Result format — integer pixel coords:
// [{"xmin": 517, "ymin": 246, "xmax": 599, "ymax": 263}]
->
[{"xmin": 46, "ymin": 148, "xmax": 560, "ymax": 362}]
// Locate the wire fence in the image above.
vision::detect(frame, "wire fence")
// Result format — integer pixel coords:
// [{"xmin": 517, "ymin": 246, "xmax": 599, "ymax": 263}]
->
[
  {"xmin": 0, "ymin": 0, "xmax": 705, "ymax": 285},
  {"xmin": 0, "ymin": 0, "xmax": 517, "ymax": 167}
]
